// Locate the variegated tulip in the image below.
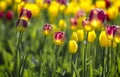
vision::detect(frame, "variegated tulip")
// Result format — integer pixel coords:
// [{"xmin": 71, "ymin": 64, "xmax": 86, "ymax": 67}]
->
[
  {"xmin": 43, "ymin": 23, "xmax": 52, "ymax": 36},
  {"xmin": 53, "ymin": 32, "xmax": 65, "ymax": 45}
]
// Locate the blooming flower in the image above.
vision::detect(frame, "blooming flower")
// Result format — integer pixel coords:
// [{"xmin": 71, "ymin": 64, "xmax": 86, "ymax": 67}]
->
[
  {"xmin": 0, "ymin": 11, "xmax": 4, "ymax": 19},
  {"xmin": 114, "ymin": 27, "xmax": 120, "ymax": 43},
  {"xmin": 57, "ymin": 0, "xmax": 67, "ymax": 5},
  {"xmin": 6, "ymin": 11, "xmax": 14, "ymax": 21},
  {"xmin": 68, "ymin": 40, "xmax": 78, "ymax": 54},
  {"xmin": 89, "ymin": 8, "xmax": 105, "ymax": 30},
  {"xmin": 19, "ymin": 8, "xmax": 32, "ymax": 21},
  {"xmin": 43, "ymin": 23, "xmax": 52, "ymax": 36},
  {"xmin": 53, "ymin": 32, "xmax": 65, "ymax": 45},
  {"xmin": 70, "ymin": 17, "xmax": 77, "ymax": 30}
]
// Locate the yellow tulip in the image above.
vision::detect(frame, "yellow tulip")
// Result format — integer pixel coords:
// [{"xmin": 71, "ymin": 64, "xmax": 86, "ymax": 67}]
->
[
  {"xmin": 58, "ymin": 19, "xmax": 66, "ymax": 30},
  {"xmin": 24, "ymin": 3, "xmax": 40, "ymax": 17},
  {"xmin": 0, "ymin": 1, "xmax": 7, "ymax": 11},
  {"xmin": 77, "ymin": 29, "xmax": 84, "ymax": 42},
  {"xmin": 71, "ymin": 32, "xmax": 78, "ymax": 42},
  {"xmin": 95, "ymin": 0, "xmax": 106, "ymax": 9},
  {"xmin": 68, "ymin": 40, "xmax": 78, "ymax": 54},
  {"xmin": 107, "ymin": 6, "xmax": 119, "ymax": 20},
  {"xmin": 88, "ymin": 30, "xmax": 96, "ymax": 43},
  {"xmin": 59, "ymin": 4, "xmax": 66, "ymax": 12}
]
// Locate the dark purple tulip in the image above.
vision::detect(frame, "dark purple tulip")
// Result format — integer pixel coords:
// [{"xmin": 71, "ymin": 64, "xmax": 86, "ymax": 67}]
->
[
  {"xmin": 57, "ymin": 0, "xmax": 67, "ymax": 5},
  {"xmin": 105, "ymin": 0, "xmax": 111, "ymax": 8},
  {"xmin": 89, "ymin": 8, "xmax": 105, "ymax": 23},
  {"xmin": 19, "ymin": 8, "xmax": 32, "ymax": 20},
  {"xmin": 44, "ymin": 0, "xmax": 51, "ymax": 4},
  {"xmin": 16, "ymin": 19, "xmax": 28, "ymax": 28},
  {"xmin": 0, "ymin": 11, "xmax": 4, "ymax": 19}
]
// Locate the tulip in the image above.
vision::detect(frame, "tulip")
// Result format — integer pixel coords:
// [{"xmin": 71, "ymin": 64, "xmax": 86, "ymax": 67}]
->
[
  {"xmin": 114, "ymin": 27, "xmax": 120, "ymax": 43},
  {"xmin": 88, "ymin": 30, "xmax": 96, "ymax": 43},
  {"xmin": 0, "ymin": 11, "xmax": 4, "ymax": 19},
  {"xmin": 99, "ymin": 31, "xmax": 110, "ymax": 47},
  {"xmin": 58, "ymin": 19, "xmax": 66, "ymax": 30},
  {"xmin": 6, "ymin": 11, "xmax": 14, "ymax": 21},
  {"xmin": 70, "ymin": 17, "xmax": 77, "ymax": 30},
  {"xmin": 53, "ymin": 32, "xmax": 65, "ymax": 45},
  {"xmin": 57, "ymin": 0, "xmax": 67, "ymax": 5},
  {"xmin": 95, "ymin": 0, "xmax": 106, "ymax": 9},
  {"xmin": 16, "ymin": 19, "xmax": 28, "ymax": 31},
  {"xmin": 107, "ymin": 6, "xmax": 118, "ymax": 20},
  {"xmin": 82, "ymin": 18, "xmax": 93, "ymax": 31},
  {"xmin": 19, "ymin": 8, "xmax": 32, "ymax": 21},
  {"xmin": 89, "ymin": 8, "xmax": 105, "ymax": 29},
  {"xmin": 105, "ymin": 25, "xmax": 117, "ymax": 40},
  {"xmin": 71, "ymin": 32, "xmax": 78, "ymax": 42},
  {"xmin": 77, "ymin": 29, "xmax": 84, "ymax": 42},
  {"xmin": 0, "ymin": 1, "xmax": 7, "ymax": 11},
  {"xmin": 43, "ymin": 23, "xmax": 52, "ymax": 36},
  {"xmin": 24, "ymin": 3, "xmax": 40, "ymax": 17},
  {"xmin": 68, "ymin": 40, "xmax": 78, "ymax": 54}
]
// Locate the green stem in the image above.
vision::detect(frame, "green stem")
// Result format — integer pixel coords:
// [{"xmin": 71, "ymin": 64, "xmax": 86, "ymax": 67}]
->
[{"xmin": 13, "ymin": 32, "xmax": 23, "ymax": 77}]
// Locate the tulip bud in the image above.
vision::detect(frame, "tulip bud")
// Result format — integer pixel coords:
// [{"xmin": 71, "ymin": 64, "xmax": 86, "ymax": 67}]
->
[
  {"xmin": 58, "ymin": 19, "xmax": 66, "ymax": 30},
  {"xmin": 88, "ymin": 30, "xmax": 96, "ymax": 43},
  {"xmin": 19, "ymin": 8, "xmax": 32, "ymax": 21},
  {"xmin": 53, "ymin": 32, "xmax": 65, "ymax": 45},
  {"xmin": 43, "ymin": 23, "xmax": 52, "ymax": 36},
  {"xmin": 68, "ymin": 40, "xmax": 78, "ymax": 54},
  {"xmin": 77, "ymin": 29, "xmax": 84, "ymax": 42},
  {"xmin": 71, "ymin": 32, "xmax": 78, "ymax": 42},
  {"xmin": 99, "ymin": 31, "xmax": 109, "ymax": 47},
  {"xmin": 16, "ymin": 19, "xmax": 28, "ymax": 31}
]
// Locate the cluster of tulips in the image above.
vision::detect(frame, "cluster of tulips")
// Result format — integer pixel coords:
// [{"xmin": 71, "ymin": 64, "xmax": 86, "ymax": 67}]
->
[{"xmin": 0, "ymin": 0, "xmax": 120, "ymax": 77}]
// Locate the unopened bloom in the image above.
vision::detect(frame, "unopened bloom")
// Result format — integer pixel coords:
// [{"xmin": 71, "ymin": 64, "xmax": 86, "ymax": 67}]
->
[
  {"xmin": 43, "ymin": 23, "xmax": 52, "ymax": 36},
  {"xmin": 16, "ymin": 19, "xmax": 28, "ymax": 31},
  {"xmin": 58, "ymin": 19, "xmax": 66, "ymax": 30},
  {"xmin": 19, "ymin": 8, "xmax": 32, "ymax": 21},
  {"xmin": 71, "ymin": 32, "xmax": 78, "ymax": 42},
  {"xmin": 53, "ymin": 32, "xmax": 65, "ymax": 45},
  {"xmin": 88, "ymin": 30, "xmax": 96, "ymax": 43},
  {"xmin": 77, "ymin": 29, "xmax": 84, "ymax": 42},
  {"xmin": 68, "ymin": 40, "xmax": 78, "ymax": 54}
]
